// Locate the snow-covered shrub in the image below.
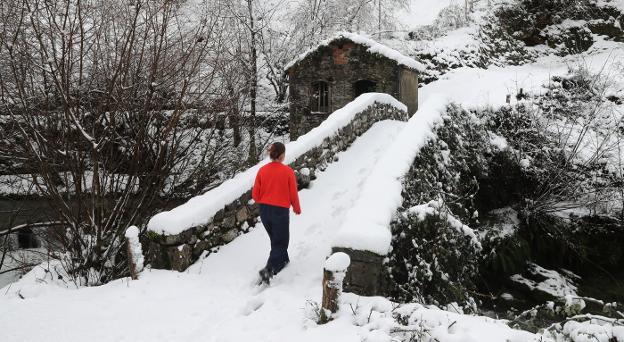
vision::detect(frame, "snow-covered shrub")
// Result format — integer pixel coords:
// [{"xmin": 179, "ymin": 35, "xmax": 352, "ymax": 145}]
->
[
  {"xmin": 388, "ymin": 201, "xmax": 481, "ymax": 308},
  {"xmin": 388, "ymin": 103, "xmax": 491, "ymax": 307},
  {"xmin": 481, "ymin": 66, "xmax": 624, "ymax": 217},
  {"xmin": 413, "ymin": 47, "xmax": 482, "ymax": 85},
  {"xmin": 408, "ymin": 4, "xmax": 471, "ymax": 41},
  {"xmin": 400, "ymin": 103, "xmax": 492, "ymax": 225},
  {"xmin": 477, "ymin": 11, "xmax": 537, "ymax": 66},
  {"xmin": 544, "ymin": 23, "xmax": 595, "ymax": 56},
  {"xmin": 491, "ymin": 0, "xmax": 624, "ymax": 56}
]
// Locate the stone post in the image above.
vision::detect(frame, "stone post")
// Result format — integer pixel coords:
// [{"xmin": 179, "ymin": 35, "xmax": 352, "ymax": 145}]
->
[
  {"xmin": 320, "ymin": 252, "xmax": 351, "ymax": 323},
  {"xmin": 125, "ymin": 226, "xmax": 144, "ymax": 280}
]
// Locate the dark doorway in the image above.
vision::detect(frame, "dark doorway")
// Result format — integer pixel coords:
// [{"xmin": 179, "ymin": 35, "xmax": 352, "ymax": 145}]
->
[
  {"xmin": 311, "ymin": 81, "xmax": 330, "ymax": 113},
  {"xmin": 17, "ymin": 227, "xmax": 40, "ymax": 249},
  {"xmin": 353, "ymin": 79, "xmax": 377, "ymax": 98}
]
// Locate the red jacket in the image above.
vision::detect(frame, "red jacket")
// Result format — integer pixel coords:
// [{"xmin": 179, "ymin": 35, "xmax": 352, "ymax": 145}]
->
[{"xmin": 252, "ymin": 161, "xmax": 301, "ymax": 214}]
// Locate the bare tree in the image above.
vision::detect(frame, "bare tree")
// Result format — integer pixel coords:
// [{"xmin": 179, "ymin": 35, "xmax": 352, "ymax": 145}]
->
[{"xmin": 0, "ymin": 0, "xmax": 230, "ymax": 284}]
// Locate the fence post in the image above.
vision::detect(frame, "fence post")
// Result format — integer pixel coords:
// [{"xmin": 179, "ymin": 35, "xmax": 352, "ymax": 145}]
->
[
  {"xmin": 125, "ymin": 226, "xmax": 144, "ymax": 280},
  {"xmin": 320, "ymin": 252, "xmax": 351, "ymax": 323}
]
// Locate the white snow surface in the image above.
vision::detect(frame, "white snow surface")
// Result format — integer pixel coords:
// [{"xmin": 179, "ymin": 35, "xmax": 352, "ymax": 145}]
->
[
  {"xmin": 147, "ymin": 93, "xmax": 406, "ymax": 236},
  {"xmin": 285, "ymin": 32, "xmax": 426, "ymax": 72},
  {"xmin": 332, "ymin": 94, "xmax": 449, "ymax": 255}
]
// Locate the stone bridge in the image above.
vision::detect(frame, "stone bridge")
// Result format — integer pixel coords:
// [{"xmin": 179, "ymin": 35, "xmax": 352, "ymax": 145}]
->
[{"xmin": 146, "ymin": 93, "xmax": 409, "ymax": 272}]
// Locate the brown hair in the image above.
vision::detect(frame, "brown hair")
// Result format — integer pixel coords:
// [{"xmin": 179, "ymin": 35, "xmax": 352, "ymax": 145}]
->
[{"xmin": 268, "ymin": 142, "xmax": 286, "ymax": 160}]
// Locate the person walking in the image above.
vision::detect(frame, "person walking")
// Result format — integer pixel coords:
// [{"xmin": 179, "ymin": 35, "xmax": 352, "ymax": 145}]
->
[{"xmin": 252, "ymin": 142, "xmax": 301, "ymax": 284}]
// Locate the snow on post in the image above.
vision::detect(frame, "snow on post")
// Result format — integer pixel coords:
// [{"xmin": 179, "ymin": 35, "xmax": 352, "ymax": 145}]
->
[
  {"xmin": 147, "ymin": 93, "xmax": 407, "ymax": 236},
  {"xmin": 125, "ymin": 226, "xmax": 144, "ymax": 280},
  {"xmin": 332, "ymin": 94, "xmax": 450, "ymax": 256},
  {"xmin": 321, "ymin": 252, "xmax": 351, "ymax": 323}
]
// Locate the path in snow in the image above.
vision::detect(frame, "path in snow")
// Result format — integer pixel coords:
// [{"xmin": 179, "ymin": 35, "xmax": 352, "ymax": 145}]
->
[{"xmin": 0, "ymin": 120, "xmax": 406, "ymax": 342}]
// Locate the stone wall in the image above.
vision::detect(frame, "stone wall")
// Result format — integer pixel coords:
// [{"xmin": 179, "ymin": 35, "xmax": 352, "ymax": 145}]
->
[{"xmin": 146, "ymin": 102, "xmax": 408, "ymax": 272}]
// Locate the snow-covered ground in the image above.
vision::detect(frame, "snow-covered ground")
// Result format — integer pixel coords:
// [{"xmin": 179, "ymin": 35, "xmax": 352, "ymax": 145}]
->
[
  {"xmin": 2, "ymin": 4, "xmax": 624, "ymax": 341},
  {"xmin": 1, "ymin": 121, "xmax": 401, "ymax": 341},
  {"xmin": 0, "ymin": 120, "xmax": 544, "ymax": 342}
]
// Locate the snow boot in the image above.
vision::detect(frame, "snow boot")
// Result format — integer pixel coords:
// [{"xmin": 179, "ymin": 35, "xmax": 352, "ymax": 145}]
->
[{"xmin": 258, "ymin": 267, "xmax": 272, "ymax": 285}]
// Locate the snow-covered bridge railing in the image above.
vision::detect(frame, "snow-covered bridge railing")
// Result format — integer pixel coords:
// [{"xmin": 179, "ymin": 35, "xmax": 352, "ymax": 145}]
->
[
  {"xmin": 146, "ymin": 93, "xmax": 408, "ymax": 271},
  {"xmin": 331, "ymin": 94, "xmax": 450, "ymax": 296}
]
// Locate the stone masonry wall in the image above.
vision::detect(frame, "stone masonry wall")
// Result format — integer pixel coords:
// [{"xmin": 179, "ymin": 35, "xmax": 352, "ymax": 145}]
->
[{"xmin": 146, "ymin": 102, "xmax": 408, "ymax": 271}]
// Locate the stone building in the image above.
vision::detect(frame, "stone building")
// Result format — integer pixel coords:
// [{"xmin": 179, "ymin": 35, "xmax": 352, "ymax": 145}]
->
[{"xmin": 286, "ymin": 32, "xmax": 424, "ymax": 139}]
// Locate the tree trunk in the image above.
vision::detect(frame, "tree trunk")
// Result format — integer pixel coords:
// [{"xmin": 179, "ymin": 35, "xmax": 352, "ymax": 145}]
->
[
  {"xmin": 320, "ymin": 252, "xmax": 350, "ymax": 323},
  {"xmin": 126, "ymin": 239, "xmax": 138, "ymax": 280},
  {"xmin": 320, "ymin": 269, "xmax": 340, "ymax": 323},
  {"xmin": 247, "ymin": 0, "xmax": 258, "ymax": 165}
]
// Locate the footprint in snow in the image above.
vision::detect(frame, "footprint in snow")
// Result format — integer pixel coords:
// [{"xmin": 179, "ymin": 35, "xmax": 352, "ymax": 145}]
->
[
  {"xmin": 304, "ymin": 223, "xmax": 320, "ymax": 236},
  {"xmin": 332, "ymin": 189, "xmax": 348, "ymax": 200},
  {"xmin": 331, "ymin": 205, "xmax": 344, "ymax": 217},
  {"xmin": 241, "ymin": 297, "xmax": 264, "ymax": 316}
]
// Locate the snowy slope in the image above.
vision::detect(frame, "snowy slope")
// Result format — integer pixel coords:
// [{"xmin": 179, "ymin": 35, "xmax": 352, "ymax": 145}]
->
[
  {"xmin": 419, "ymin": 39, "xmax": 624, "ymax": 107},
  {"xmin": 397, "ymin": 0, "xmax": 456, "ymax": 29}
]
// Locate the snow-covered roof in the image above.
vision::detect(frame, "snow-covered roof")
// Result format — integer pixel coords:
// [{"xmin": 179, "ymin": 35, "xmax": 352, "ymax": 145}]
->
[{"xmin": 285, "ymin": 32, "xmax": 426, "ymax": 72}]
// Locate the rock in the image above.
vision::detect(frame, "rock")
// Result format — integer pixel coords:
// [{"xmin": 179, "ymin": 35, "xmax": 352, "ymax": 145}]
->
[
  {"xmin": 225, "ymin": 201, "xmax": 239, "ymax": 212},
  {"xmin": 147, "ymin": 242, "xmax": 193, "ymax": 272},
  {"xmin": 240, "ymin": 190, "xmax": 252, "ymax": 203},
  {"xmin": 223, "ymin": 215, "xmax": 236, "ymax": 228},
  {"xmin": 214, "ymin": 209, "xmax": 224, "ymax": 221},
  {"xmin": 192, "ymin": 240, "xmax": 213, "ymax": 259},
  {"xmin": 248, "ymin": 203, "xmax": 259, "ymax": 216},
  {"xmin": 296, "ymin": 168, "xmax": 312, "ymax": 189},
  {"xmin": 222, "ymin": 229, "xmax": 238, "ymax": 243},
  {"xmin": 236, "ymin": 207, "xmax": 249, "ymax": 223},
  {"xmin": 170, "ymin": 244, "xmax": 193, "ymax": 271},
  {"xmin": 150, "ymin": 227, "xmax": 195, "ymax": 246},
  {"xmin": 194, "ymin": 223, "xmax": 214, "ymax": 237}
]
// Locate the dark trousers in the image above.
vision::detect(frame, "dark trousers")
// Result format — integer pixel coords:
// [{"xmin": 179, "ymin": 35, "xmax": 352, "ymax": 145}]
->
[{"xmin": 259, "ymin": 204, "xmax": 290, "ymax": 274}]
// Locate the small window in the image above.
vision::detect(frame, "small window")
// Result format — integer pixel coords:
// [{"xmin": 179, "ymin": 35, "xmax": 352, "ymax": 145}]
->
[
  {"xmin": 354, "ymin": 79, "xmax": 377, "ymax": 98},
  {"xmin": 310, "ymin": 81, "xmax": 329, "ymax": 113}
]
